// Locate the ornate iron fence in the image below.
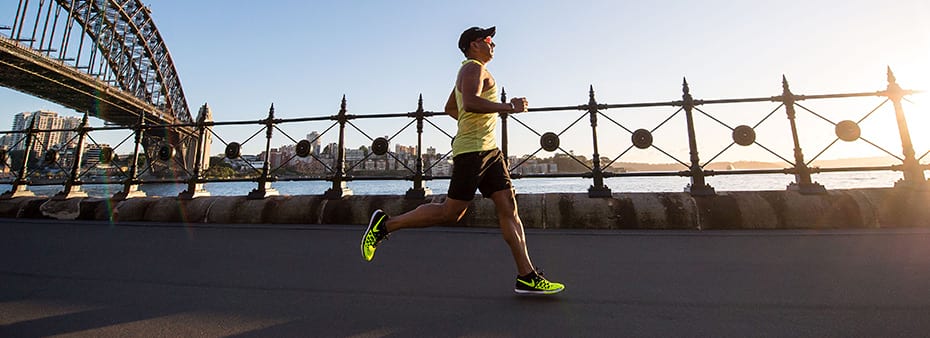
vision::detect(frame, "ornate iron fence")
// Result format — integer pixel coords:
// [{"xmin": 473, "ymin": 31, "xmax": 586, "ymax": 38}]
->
[{"xmin": 0, "ymin": 68, "xmax": 926, "ymax": 200}]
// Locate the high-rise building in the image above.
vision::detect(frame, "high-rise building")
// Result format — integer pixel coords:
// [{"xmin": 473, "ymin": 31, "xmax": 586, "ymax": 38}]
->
[
  {"xmin": 307, "ymin": 131, "xmax": 322, "ymax": 156},
  {"xmin": 83, "ymin": 143, "xmax": 110, "ymax": 168},
  {"xmin": 6, "ymin": 111, "xmax": 85, "ymax": 159},
  {"xmin": 6, "ymin": 111, "xmax": 35, "ymax": 149},
  {"xmin": 8, "ymin": 111, "xmax": 67, "ymax": 156},
  {"xmin": 59, "ymin": 116, "xmax": 83, "ymax": 147}
]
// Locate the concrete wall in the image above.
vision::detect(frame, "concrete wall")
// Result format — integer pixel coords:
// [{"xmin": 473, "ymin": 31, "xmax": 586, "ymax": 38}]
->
[{"xmin": 3, "ymin": 187, "xmax": 929, "ymax": 229}]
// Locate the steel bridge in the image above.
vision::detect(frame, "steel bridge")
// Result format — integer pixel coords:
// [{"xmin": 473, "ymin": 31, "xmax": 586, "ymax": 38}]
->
[{"xmin": 0, "ymin": 0, "xmax": 198, "ymax": 176}]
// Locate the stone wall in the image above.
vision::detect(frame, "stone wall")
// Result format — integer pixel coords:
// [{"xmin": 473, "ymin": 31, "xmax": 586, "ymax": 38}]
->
[{"xmin": 3, "ymin": 188, "xmax": 929, "ymax": 229}]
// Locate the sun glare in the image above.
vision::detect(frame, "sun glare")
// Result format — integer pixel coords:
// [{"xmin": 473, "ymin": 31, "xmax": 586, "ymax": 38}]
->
[{"xmin": 900, "ymin": 61, "xmax": 930, "ymax": 161}]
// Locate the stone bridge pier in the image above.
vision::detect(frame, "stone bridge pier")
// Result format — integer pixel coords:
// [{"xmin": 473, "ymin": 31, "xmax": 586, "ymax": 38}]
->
[{"xmin": 138, "ymin": 104, "xmax": 213, "ymax": 180}]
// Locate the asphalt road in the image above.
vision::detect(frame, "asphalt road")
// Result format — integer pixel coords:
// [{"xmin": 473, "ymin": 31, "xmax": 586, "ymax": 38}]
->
[{"xmin": 1, "ymin": 219, "xmax": 929, "ymax": 337}]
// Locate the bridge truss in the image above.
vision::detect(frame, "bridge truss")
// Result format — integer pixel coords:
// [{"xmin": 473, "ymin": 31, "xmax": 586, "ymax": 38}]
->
[
  {"xmin": 1, "ymin": 0, "xmax": 203, "ymax": 178},
  {"xmin": 2, "ymin": 0, "xmax": 192, "ymax": 125}
]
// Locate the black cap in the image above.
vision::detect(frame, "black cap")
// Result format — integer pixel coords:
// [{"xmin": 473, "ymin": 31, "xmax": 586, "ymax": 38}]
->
[{"xmin": 458, "ymin": 26, "xmax": 496, "ymax": 54}]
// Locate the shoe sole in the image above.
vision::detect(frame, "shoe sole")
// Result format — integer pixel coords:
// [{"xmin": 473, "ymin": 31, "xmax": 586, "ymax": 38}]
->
[
  {"xmin": 360, "ymin": 210, "xmax": 383, "ymax": 261},
  {"xmin": 514, "ymin": 287, "xmax": 565, "ymax": 295}
]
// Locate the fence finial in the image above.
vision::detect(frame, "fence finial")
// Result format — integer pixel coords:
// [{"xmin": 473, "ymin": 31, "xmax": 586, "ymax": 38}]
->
[{"xmin": 588, "ymin": 85, "xmax": 596, "ymax": 105}]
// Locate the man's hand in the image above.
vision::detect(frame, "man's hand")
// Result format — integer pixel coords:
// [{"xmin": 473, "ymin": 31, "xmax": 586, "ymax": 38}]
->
[{"xmin": 510, "ymin": 97, "xmax": 528, "ymax": 113}]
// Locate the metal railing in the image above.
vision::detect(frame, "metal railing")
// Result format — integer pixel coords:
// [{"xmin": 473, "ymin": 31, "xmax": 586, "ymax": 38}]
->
[{"xmin": 1, "ymin": 68, "xmax": 927, "ymax": 200}]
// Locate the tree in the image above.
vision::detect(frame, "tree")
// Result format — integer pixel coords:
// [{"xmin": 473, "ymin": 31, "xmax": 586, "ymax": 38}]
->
[
  {"xmin": 204, "ymin": 165, "xmax": 236, "ymax": 178},
  {"xmin": 550, "ymin": 153, "xmax": 590, "ymax": 173},
  {"xmin": 209, "ymin": 156, "xmax": 228, "ymax": 168},
  {"xmin": 205, "ymin": 156, "xmax": 236, "ymax": 178}
]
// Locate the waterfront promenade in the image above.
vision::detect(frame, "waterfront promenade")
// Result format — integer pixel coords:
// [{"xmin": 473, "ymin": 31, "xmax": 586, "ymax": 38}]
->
[{"xmin": 1, "ymin": 219, "xmax": 929, "ymax": 336}]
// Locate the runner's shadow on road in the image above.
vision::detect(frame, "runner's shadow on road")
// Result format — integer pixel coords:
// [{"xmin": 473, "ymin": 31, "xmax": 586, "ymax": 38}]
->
[{"xmin": 512, "ymin": 294, "xmax": 563, "ymax": 303}]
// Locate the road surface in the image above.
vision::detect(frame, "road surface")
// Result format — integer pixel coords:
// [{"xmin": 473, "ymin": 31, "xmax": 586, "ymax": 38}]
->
[{"xmin": 1, "ymin": 219, "xmax": 929, "ymax": 336}]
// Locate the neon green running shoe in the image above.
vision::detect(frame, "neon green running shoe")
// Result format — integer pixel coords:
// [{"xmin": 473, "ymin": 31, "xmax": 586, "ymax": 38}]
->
[
  {"xmin": 361, "ymin": 209, "xmax": 389, "ymax": 261},
  {"xmin": 515, "ymin": 270, "xmax": 565, "ymax": 295}
]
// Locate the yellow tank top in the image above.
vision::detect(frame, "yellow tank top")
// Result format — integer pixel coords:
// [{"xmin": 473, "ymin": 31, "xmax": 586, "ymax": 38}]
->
[{"xmin": 452, "ymin": 59, "xmax": 499, "ymax": 156}]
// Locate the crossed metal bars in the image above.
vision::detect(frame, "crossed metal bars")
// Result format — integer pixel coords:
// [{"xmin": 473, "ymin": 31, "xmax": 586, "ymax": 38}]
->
[
  {"xmin": 505, "ymin": 67, "xmax": 926, "ymax": 196},
  {"xmin": 0, "ymin": 68, "xmax": 927, "ymax": 200}
]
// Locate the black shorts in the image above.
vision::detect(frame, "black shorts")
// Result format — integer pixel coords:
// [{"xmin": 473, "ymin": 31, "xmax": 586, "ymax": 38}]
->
[{"xmin": 447, "ymin": 148, "xmax": 513, "ymax": 201}]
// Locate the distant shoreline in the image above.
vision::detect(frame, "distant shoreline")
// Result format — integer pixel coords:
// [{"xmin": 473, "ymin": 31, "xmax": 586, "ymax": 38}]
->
[{"xmin": 610, "ymin": 156, "xmax": 903, "ymax": 172}]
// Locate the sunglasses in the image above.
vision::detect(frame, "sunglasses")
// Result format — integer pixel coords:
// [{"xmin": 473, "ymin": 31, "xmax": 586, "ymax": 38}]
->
[{"xmin": 482, "ymin": 36, "xmax": 495, "ymax": 47}]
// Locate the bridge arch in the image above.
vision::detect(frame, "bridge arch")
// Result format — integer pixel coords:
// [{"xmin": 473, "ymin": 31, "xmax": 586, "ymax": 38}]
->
[{"xmin": 4, "ymin": 0, "xmax": 191, "ymax": 124}]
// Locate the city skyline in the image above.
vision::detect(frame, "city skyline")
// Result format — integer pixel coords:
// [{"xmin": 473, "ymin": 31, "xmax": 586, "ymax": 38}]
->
[{"xmin": 1, "ymin": 110, "xmax": 83, "ymax": 155}]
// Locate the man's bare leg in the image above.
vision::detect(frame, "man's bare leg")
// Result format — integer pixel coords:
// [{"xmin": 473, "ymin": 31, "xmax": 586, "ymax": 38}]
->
[
  {"xmin": 384, "ymin": 198, "xmax": 470, "ymax": 233},
  {"xmin": 490, "ymin": 189, "xmax": 534, "ymax": 276},
  {"xmin": 361, "ymin": 198, "xmax": 468, "ymax": 262}
]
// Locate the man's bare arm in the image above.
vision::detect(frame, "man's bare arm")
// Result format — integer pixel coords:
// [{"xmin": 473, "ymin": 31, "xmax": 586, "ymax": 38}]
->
[
  {"xmin": 445, "ymin": 89, "xmax": 458, "ymax": 120},
  {"xmin": 458, "ymin": 62, "xmax": 527, "ymax": 113}
]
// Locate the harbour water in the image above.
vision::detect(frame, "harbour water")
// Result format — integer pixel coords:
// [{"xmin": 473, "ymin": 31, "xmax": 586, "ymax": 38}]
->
[{"xmin": 4, "ymin": 170, "xmax": 922, "ymax": 198}]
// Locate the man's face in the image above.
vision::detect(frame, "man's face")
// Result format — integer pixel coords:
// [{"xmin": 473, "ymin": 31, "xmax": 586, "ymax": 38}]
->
[{"xmin": 471, "ymin": 36, "xmax": 495, "ymax": 60}]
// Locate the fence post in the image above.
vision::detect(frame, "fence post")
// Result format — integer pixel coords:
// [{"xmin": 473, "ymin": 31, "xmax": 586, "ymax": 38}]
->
[
  {"xmin": 886, "ymin": 67, "xmax": 928, "ymax": 189},
  {"xmin": 179, "ymin": 104, "xmax": 211, "ymax": 199},
  {"xmin": 781, "ymin": 76, "xmax": 826, "ymax": 194},
  {"xmin": 112, "ymin": 113, "xmax": 147, "ymax": 200},
  {"xmin": 248, "ymin": 104, "xmax": 279, "ymax": 199},
  {"xmin": 1, "ymin": 116, "xmax": 36, "ymax": 199},
  {"xmin": 500, "ymin": 88, "xmax": 510, "ymax": 169},
  {"xmin": 324, "ymin": 96, "xmax": 353, "ymax": 199},
  {"xmin": 682, "ymin": 78, "xmax": 715, "ymax": 196},
  {"xmin": 406, "ymin": 94, "xmax": 432, "ymax": 199},
  {"xmin": 53, "ymin": 113, "xmax": 89, "ymax": 200},
  {"xmin": 587, "ymin": 85, "xmax": 612, "ymax": 198}
]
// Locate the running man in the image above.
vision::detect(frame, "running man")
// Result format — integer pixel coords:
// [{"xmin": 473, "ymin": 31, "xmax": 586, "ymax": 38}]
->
[{"xmin": 361, "ymin": 26, "xmax": 565, "ymax": 295}]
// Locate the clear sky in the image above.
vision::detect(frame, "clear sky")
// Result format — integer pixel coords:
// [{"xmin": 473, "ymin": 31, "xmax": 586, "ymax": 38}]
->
[{"xmin": 2, "ymin": 0, "xmax": 928, "ymax": 164}]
